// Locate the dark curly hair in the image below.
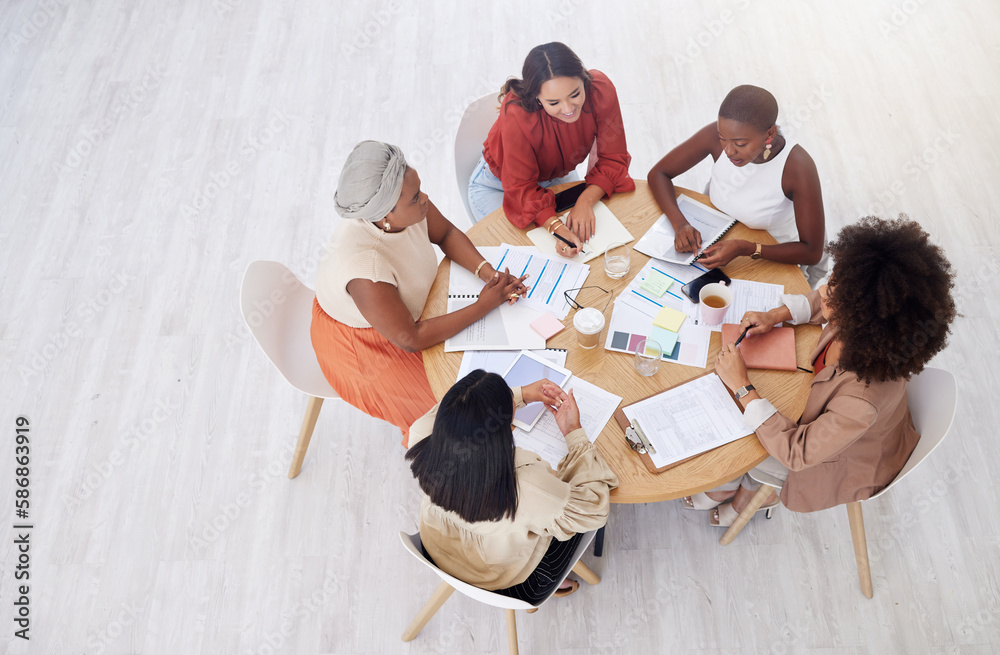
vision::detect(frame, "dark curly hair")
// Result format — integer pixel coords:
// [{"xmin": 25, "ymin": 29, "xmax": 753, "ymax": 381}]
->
[
  {"xmin": 499, "ymin": 42, "xmax": 593, "ymax": 114},
  {"xmin": 825, "ymin": 216, "xmax": 956, "ymax": 383}
]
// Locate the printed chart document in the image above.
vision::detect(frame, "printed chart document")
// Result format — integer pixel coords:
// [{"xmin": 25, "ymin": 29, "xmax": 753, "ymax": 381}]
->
[
  {"xmin": 449, "ymin": 245, "xmax": 589, "ymax": 320},
  {"xmin": 526, "ymin": 200, "xmax": 634, "ymax": 265},
  {"xmin": 513, "ymin": 376, "xmax": 622, "ymax": 469},
  {"xmin": 621, "ymin": 373, "xmax": 751, "ymax": 469},
  {"xmin": 606, "ymin": 259, "xmax": 711, "ymax": 368},
  {"xmin": 634, "ymin": 195, "xmax": 737, "ymax": 265}
]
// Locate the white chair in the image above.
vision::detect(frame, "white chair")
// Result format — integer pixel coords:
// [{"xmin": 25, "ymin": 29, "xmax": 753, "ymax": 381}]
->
[
  {"xmin": 400, "ymin": 530, "xmax": 601, "ymax": 654},
  {"xmin": 240, "ymin": 260, "xmax": 340, "ymax": 478},
  {"xmin": 719, "ymin": 367, "xmax": 958, "ymax": 598},
  {"xmin": 454, "ymin": 93, "xmax": 500, "ymax": 223}
]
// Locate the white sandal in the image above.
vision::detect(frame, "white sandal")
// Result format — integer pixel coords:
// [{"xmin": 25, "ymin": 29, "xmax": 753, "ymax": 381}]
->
[
  {"xmin": 709, "ymin": 499, "xmax": 779, "ymax": 527},
  {"xmin": 681, "ymin": 492, "xmax": 726, "ymax": 510}
]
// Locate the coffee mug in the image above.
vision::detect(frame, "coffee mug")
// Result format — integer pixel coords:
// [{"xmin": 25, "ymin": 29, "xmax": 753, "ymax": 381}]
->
[{"xmin": 699, "ymin": 282, "xmax": 733, "ymax": 325}]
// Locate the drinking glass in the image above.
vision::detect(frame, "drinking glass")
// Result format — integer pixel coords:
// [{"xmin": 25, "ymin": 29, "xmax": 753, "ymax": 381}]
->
[
  {"xmin": 634, "ymin": 338, "xmax": 662, "ymax": 376},
  {"xmin": 604, "ymin": 242, "xmax": 631, "ymax": 279}
]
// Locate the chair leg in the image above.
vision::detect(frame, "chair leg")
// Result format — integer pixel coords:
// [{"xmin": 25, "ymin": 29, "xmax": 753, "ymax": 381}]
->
[
  {"xmin": 720, "ymin": 484, "xmax": 777, "ymax": 545},
  {"xmin": 401, "ymin": 581, "xmax": 455, "ymax": 642},
  {"xmin": 846, "ymin": 501, "xmax": 874, "ymax": 598},
  {"xmin": 593, "ymin": 526, "xmax": 605, "ymax": 557},
  {"xmin": 571, "ymin": 559, "xmax": 601, "ymax": 586},
  {"xmin": 288, "ymin": 396, "xmax": 324, "ymax": 479},
  {"xmin": 505, "ymin": 608, "xmax": 518, "ymax": 655}
]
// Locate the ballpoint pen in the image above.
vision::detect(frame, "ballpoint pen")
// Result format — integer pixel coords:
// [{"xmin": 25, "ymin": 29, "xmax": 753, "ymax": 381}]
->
[
  {"xmin": 552, "ymin": 231, "xmax": 589, "ymax": 255},
  {"xmin": 734, "ymin": 325, "xmax": 751, "ymax": 347}
]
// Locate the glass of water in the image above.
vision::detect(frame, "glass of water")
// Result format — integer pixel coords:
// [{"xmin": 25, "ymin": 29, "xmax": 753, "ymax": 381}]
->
[
  {"xmin": 604, "ymin": 242, "xmax": 631, "ymax": 279},
  {"xmin": 634, "ymin": 338, "xmax": 662, "ymax": 376}
]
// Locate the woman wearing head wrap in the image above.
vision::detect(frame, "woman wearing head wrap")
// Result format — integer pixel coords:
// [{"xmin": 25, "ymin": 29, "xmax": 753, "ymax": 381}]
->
[
  {"xmin": 468, "ymin": 42, "xmax": 635, "ymax": 257},
  {"xmin": 311, "ymin": 141, "xmax": 527, "ymax": 446},
  {"xmin": 648, "ymin": 85, "xmax": 828, "ymax": 287}
]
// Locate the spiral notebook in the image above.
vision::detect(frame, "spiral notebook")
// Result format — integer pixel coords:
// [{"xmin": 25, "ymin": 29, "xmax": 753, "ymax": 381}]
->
[
  {"xmin": 443, "ymin": 295, "xmax": 546, "ymax": 352},
  {"xmin": 634, "ymin": 194, "xmax": 738, "ymax": 265}
]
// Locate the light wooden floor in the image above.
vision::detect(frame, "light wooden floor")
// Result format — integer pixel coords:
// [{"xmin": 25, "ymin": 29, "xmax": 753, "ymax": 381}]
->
[{"xmin": 2, "ymin": 1, "xmax": 998, "ymax": 653}]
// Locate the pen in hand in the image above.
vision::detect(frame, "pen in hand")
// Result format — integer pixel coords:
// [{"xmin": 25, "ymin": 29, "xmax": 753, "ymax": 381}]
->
[
  {"xmin": 552, "ymin": 231, "xmax": 589, "ymax": 255},
  {"xmin": 733, "ymin": 325, "xmax": 750, "ymax": 347}
]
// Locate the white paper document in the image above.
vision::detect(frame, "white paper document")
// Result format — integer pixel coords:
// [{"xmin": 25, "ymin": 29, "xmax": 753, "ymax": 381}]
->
[
  {"xmin": 633, "ymin": 195, "xmax": 737, "ymax": 265},
  {"xmin": 449, "ymin": 245, "xmax": 589, "ymax": 320},
  {"xmin": 513, "ymin": 376, "xmax": 622, "ymax": 469},
  {"xmin": 621, "ymin": 373, "xmax": 751, "ymax": 469},
  {"xmin": 525, "ymin": 200, "xmax": 634, "ymax": 264},
  {"xmin": 443, "ymin": 296, "xmax": 546, "ymax": 352}
]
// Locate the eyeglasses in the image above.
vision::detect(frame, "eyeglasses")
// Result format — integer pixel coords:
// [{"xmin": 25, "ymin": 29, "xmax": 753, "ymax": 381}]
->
[{"xmin": 563, "ymin": 286, "xmax": 613, "ymax": 313}]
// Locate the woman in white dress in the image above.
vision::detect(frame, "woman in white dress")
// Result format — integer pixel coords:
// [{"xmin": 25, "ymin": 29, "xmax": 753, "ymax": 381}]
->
[{"xmin": 648, "ymin": 85, "xmax": 828, "ymax": 286}]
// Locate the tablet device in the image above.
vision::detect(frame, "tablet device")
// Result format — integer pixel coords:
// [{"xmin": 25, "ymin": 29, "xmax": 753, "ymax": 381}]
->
[{"xmin": 502, "ymin": 350, "xmax": 572, "ymax": 431}]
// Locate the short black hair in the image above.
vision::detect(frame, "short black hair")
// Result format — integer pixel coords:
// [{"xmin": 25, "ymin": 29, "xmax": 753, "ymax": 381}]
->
[
  {"xmin": 406, "ymin": 370, "xmax": 518, "ymax": 523},
  {"xmin": 718, "ymin": 84, "xmax": 779, "ymax": 132},
  {"xmin": 826, "ymin": 216, "xmax": 957, "ymax": 383}
]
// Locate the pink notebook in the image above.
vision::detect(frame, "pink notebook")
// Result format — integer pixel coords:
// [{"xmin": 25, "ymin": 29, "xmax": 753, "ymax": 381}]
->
[{"xmin": 721, "ymin": 323, "xmax": 798, "ymax": 371}]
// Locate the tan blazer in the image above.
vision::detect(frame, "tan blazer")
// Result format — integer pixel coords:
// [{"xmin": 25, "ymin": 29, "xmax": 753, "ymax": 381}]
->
[
  {"xmin": 408, "ymin": 387, "xmax": 619, "ymax": 590},
  {"xmin": 756, "ymin": 290, "xmax": 920, "ymax": 513}
]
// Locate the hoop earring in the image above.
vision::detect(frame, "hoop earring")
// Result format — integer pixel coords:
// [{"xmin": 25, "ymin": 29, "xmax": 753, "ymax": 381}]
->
[{"xmin": 762, "ymin": 138, "xmax": 773, "ymax": 161}]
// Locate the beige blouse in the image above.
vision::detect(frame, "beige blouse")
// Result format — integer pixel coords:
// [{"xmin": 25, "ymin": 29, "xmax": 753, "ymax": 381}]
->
[
  {"xmin": 314, "ymin": 217, "xmax": 438, "ymax": 328},
  {"xmin": 408, "ymin": 387, "xmax": 619, "ymax": 590}
]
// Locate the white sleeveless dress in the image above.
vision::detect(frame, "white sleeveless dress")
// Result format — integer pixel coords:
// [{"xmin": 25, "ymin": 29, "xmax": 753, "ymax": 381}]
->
[{"xmin": 709, "ymin": 135, "xmax": 829, "ymax": 287}]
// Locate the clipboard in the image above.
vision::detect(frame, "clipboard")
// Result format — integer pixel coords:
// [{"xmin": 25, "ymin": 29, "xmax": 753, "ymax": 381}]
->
[{"xmin": 612, "ymin": 371, "xmax": 751, "ymax": 474}]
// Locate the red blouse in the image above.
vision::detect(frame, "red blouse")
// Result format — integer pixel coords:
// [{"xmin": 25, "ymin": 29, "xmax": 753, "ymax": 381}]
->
[{"xmin": 482, "ymin": 69, "xmax": 635, "ymax": 229}]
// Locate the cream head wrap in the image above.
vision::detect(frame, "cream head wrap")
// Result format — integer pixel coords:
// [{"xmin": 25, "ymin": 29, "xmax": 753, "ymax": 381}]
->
[{"xmin": 334, "ymin": 140, "xmax": 409, "ymax": 222}]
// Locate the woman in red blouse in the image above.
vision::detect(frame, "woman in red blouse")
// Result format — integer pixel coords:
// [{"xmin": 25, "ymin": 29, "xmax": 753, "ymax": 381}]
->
[{"xmin": 468, "ymin": 42, "xmax": 635, "ymax": 258}]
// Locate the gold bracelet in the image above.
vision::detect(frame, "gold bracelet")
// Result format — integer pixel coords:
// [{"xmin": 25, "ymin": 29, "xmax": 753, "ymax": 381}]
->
[
  {"xmin": 547, "ymin": 219, "xmax": 563, "ymax": 235},
  {"xmin": 474, "ymin": 259, "xmax": 489, "ymax": 279}
]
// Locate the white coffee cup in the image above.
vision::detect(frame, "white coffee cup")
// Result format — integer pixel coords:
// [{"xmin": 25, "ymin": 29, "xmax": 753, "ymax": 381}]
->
[
  {"xmin": 699, "ymin": 282, "xmax": 733, "ymax": 325},
  {"xmin": 573, "ymin": 307, "xmax": 606, "ymax": 349}
]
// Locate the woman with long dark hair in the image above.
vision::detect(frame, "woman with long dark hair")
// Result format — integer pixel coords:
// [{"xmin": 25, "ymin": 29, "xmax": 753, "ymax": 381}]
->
[
  {"xmin": 406, "ymin": 370, "xmax": 618, "ymax": 601},
  {"xmin": 468, "ymin": 42, "xmax": 634, "ymax": 258}
]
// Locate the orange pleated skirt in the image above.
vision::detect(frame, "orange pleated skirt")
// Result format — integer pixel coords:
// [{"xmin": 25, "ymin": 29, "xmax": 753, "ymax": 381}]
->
[{"xmin": 310, "ymin": 298, "xmax": 435, "ymax": 447}]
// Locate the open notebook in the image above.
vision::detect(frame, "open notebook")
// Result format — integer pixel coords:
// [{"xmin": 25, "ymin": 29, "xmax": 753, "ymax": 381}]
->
[
  {"xmin": 634, "ymin": 194, "xmax": 738, "ymax": 265},
  {"xmin": 525, "ymin": 200, "xmax": 634, "ymax": 264},
  {"xmin": 443, "ymin": 295, "xmax": 546, "ymax": 352}
]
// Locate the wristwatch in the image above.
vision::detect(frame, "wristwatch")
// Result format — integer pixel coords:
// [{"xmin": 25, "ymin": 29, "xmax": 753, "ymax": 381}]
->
[
  {"xmin": 735, "ymin": 384, "xmax": 756, "ymax": 399},
  {"xmin": 750, "ymin": 243, "xmax": 763, "ymax": 260}
]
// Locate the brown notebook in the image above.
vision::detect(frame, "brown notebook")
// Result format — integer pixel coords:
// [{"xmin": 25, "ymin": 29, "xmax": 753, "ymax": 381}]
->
[{"xmin": 721, "ymin": 323, "xmax": 798, "ymax": 371}]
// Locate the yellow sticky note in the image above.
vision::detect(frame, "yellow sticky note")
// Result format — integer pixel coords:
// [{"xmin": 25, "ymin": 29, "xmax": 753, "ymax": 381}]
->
[{"xmin": 653, "ymin": 306, "xmax": 686, "ymax": 332}]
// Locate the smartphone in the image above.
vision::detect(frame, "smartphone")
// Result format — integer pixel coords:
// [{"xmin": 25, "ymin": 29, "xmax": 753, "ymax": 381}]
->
[
  {"xmin": 681, "ymin": 268, "xmax": 732, "ymax": 302},
  {"xmin": 553, "ymin": 182, "xmax": 586, "ymax": 213}
]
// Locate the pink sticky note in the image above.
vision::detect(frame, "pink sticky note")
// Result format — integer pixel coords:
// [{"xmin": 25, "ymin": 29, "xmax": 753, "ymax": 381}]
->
[{"xmin": 530, "ymin": 312, "xmax": 566, "ymax": 340}]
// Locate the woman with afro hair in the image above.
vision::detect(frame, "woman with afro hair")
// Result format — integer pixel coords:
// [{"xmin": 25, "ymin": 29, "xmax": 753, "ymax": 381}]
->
[{"xmin": 685, "ymin": 216, "xmax": 957, "ymax": 525}]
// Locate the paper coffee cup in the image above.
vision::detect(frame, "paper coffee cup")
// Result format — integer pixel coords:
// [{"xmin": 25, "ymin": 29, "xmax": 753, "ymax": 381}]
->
[
  {"xmin": 699, "ymin": 282, "xmax": 733, "ymax": 325},
  {"xmin": 573, "ymin": 307, "xmax": 605, "ymax": 349}
]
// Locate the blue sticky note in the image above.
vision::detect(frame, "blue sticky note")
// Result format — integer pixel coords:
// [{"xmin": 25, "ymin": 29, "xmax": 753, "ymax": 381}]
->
[{"xmin": 649, "ymin": 326, "xmax": 679, "ymax": 356}]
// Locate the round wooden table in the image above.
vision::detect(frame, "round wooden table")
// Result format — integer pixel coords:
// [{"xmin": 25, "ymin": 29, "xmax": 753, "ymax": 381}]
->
[{"xmin": 421, "ymin": 181, "xmax": 820, "ymax": 503}]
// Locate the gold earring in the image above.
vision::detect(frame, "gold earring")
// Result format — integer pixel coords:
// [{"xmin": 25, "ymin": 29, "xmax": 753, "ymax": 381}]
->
[{"xmin": 762, "ymin": 139, "xmax": 773, "ymax": 160}]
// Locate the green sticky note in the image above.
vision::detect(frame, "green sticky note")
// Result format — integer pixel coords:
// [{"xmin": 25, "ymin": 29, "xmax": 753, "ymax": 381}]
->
[
  {"xmin": 639, "ymin": 271, "xmax": 673, "ymax": 297},
  {"xmin": 649, "ymin": 326, "xmax": 679, "ymax": 355},
  {"xmin": 653, "ymin": 306, "xmax": 686, "ymax": 332}
]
